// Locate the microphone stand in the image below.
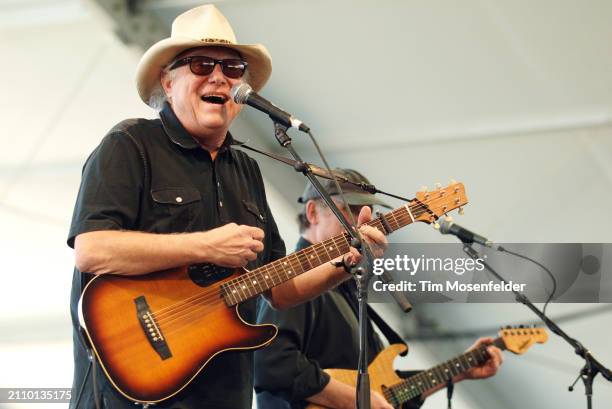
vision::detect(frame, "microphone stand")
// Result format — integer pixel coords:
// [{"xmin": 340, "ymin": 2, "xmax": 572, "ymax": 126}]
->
[
  {"xmin": 235, "ymin": 142, "xmax": 414, "ymax": 313},
  {"xmin": 270, "ymin": 121, "xmax": 376, "ymax": 409},
  {"xmin": 460, "ymin": 240, "xmax": 611, "ymax": 409}
]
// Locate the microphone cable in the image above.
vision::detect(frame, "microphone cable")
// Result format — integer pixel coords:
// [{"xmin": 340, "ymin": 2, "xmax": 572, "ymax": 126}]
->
[{"xmin": 496, "ymin": 245, "xmax": 557, "ymax": 315}]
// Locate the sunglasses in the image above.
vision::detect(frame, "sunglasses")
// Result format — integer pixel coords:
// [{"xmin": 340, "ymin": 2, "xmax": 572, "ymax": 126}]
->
[{"xmin": 168, "ymin": 56, "xmax": 248, "ymax": 79}]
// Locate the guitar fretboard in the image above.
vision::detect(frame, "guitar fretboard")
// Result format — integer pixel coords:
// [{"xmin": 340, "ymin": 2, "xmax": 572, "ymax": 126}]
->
[
  {"xmin": 219, "ymin": 202, "xmax": 431, "ymax": 306},
  {"xmin": 383, "ymin": 338, "xmax": 506, "ymax": 406}
]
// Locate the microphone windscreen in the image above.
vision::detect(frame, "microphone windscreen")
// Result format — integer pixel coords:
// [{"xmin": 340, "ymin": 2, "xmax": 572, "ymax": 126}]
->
[
  {"xmin": 231, "ymin": 83, "xmax": 252, "ymax": 104},
  {"xmin": 438, "ymin": 218, "xmax": 454, "ymax": 234}
]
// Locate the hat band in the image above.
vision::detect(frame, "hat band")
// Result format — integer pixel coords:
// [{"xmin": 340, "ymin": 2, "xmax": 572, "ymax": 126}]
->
[{"xmin": 200, "ymin": 38, "xmax": 234, "ymax": 44}]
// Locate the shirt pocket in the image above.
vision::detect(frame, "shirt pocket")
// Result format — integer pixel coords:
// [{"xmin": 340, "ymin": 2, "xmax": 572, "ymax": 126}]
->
[
  {"xmin": 242, "ymin": 199, "xmax": 267, "ymax": 226},
  {"xmin": 151, "ymin": 187, "xmax": 202, "ymax": 232}
]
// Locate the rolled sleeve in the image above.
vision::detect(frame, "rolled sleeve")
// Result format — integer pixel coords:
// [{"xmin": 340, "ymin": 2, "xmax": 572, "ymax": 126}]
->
[{"xmin": 67, "ymin": 132, "xmax": 144, "ymax": 248}]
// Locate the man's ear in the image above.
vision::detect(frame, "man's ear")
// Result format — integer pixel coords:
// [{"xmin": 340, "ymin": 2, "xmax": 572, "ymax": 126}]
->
[
  {"xmin": 305, "ymin": 200, "xmax": 318, "ymax": 225},
  {"xmin": 160, "ymin": 71, "xmax": 173, "ymax": 102}
]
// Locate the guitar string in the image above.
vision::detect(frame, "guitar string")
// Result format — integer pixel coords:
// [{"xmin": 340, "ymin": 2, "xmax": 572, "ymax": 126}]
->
[
  {"xmin": 151, "ymin": 208, "xmax": 412, "ymax": 324},
  {"xmin": 151, "ymin": 234, "xmax": 352, "ymax": 328},
  {"xmin": 151, "ymin": 210, "xmax": 428, "ymax": 331},
  {"xmin": 143, "ymin": 197, "xmax": 462, "ymax": 331},
  {"xmin": 150, "ymin": 191, "xmax": 460, "ymax": 321},
  {"xmin": 149, "ymin": 188, "xmax": 462, "ymax": 320},
  {"xmin": 132, "ymin": 193, "xmax": 463, "ymax": 332}
]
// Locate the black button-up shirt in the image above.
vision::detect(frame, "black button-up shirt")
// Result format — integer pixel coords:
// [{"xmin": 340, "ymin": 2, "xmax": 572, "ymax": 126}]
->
[{"xmin": 68, "ymin": 102, "xmax": 285, "ymax": 409}]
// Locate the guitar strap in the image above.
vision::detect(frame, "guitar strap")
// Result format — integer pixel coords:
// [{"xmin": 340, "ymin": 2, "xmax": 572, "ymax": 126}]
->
[{"xmin": 366, "ymin": 304, "xmax": 406, "ymax": 347}]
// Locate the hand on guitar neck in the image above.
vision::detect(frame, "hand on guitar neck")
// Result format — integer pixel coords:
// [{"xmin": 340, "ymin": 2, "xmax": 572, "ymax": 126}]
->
[
  {"xmin": 457, "ymin": 337, "xmax": 503, "ymax": 382},
  {"xmin": 305, "ymin": 337, "xmax": 503, "ymax": 409},
  {"xmin": 418, "ymin": 337, "xmax": 503, "ymax": 402}
]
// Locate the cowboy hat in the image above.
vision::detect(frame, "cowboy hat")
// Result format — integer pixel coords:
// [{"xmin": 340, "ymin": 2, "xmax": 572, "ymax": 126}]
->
[{"xmin": 136, "ymin": 4, "xmax": 272, "ymax": 105}]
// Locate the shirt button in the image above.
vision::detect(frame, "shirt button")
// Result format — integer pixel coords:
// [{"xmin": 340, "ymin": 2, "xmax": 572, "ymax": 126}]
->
[{"xmin": 175, "ymin": 197, "xmax": 183, "ymax": 203}]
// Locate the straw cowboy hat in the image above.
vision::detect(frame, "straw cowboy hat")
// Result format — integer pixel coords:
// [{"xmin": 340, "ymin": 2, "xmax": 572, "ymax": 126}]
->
[{"xmin": 136, "ymin": 4, "xmax": 272, "ymax": 105}]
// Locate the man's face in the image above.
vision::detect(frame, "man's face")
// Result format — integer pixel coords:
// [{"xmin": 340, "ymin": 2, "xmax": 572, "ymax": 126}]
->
[
  {"xmin": 161, "ymin": 47, "xmax": 244, "ymax": 140},
  {"xmin": 310, "ymin": 198, "xmax": 370, "ymax": 242}
]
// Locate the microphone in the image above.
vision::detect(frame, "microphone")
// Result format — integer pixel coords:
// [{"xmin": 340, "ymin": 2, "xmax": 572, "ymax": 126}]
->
[
  {"xmin": 231, "ymin": 83, "xmax": 310, "ymax": 133},
  {"xmin": 439, "ymin": 218, "xmax": 493, "ymax": 247}
]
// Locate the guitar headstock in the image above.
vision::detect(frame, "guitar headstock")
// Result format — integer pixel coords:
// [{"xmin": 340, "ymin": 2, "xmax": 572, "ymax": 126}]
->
[
  {"xmin": 499, "ymin": 326, "xmax": 548, "ymax": 355},
  {"xmin": 412, "ymin": 181, "xmax": 468, "ymax": 224}
]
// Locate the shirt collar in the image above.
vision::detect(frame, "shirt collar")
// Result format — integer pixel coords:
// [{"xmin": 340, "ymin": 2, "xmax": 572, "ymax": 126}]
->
[
  {"xmin": 159, "ymin": 101, "xmax": 236, "ymax": 151},
  {"xmin": 296, "ymin": 236, "xmax": 313, "ymax": 252}
]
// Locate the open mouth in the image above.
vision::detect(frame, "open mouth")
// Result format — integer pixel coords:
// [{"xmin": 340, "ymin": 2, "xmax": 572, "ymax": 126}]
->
[{"xmin": 201, "ymin": 94, "xmax": 228, "ymax": 105}]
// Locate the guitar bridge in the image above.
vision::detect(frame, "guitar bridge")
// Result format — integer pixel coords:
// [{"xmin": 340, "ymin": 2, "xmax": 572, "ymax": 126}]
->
[{"xmin": 134, "ymin": 296, "xmax": 172, "ymax": 360}]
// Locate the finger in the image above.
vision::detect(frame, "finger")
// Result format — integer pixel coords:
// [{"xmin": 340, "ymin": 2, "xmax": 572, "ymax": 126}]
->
[
  {"xmin": 357, "ymin": 205, "xmax": 372, "ymax": 225},
  {"xmin": 243, "ymin": 225, "xmax": 265, "ymax": 241},
  {"xmin": 485, "ymin": 346, "xmax": 500, "ymax": 369},
  {"xmin": 360, "ymin": 225, "xmax": 387, "ymax": 245},
  {"xmin": 346, "ymin": 248, "xmax": 362, "ymax": 265},
  {"xmin": 250, "ymin": 239, "xmax": 264, "ymax": 253},
  {"xmin": 244, "ymin": 250, "xmax": 258, "ymax": 262},
  {"xmin": 471, "ymin": 337, "xmax": 493, "ymax": 349},
  {"xmin": 488, "ymin": 346, "xmax": 503, "ymax": 365}
]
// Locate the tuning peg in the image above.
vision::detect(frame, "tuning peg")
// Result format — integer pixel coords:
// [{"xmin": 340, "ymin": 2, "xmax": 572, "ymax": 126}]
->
[
  {"xmin": 433, "ymin": 221, "xmax": 440, "ymax": 230},
  {"xmin": 419, "ymin": 185, "xmax": 428, "ymax": 192},
  {"xmin": 458, "ymin": 207, "xmax": 465, "ymax": 215},
  {"xmin": 450, "ymin": 178, "xmax": 457, "ymax": 184},
  {"xmin": 435, "ymin": 182, "xmax": 442, "ymax": 190},
  {"xmin": 444, "ymin": 215, "xmax": 453, "ymax": 223}
]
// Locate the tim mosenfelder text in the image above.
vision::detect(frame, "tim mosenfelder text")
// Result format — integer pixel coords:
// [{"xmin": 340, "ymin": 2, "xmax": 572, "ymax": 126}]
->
[{"xmin": 371, "ymin": 255, "xmax": 527, "ymax": 293}]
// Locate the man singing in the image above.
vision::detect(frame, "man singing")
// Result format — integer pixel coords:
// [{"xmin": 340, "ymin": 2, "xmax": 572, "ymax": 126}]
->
[{"xmin": 67, "ymin": 6, "xmax": 385, "ymax": 409}]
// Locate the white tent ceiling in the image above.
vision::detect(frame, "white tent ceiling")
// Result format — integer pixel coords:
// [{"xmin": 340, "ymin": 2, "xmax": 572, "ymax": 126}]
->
[{"xmin": 0, "ymin": 1, "xmax": 610, "ymax": 408}]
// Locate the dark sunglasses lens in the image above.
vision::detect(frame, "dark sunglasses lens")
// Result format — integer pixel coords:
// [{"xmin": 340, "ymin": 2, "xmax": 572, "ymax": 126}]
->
[
  {"xmin": 189, "ymin": 57, "xmax": 215, "ymax": 75},
  {"xmin": 219, "ymin": 60, "xmax": 246, "ymax": 78}
]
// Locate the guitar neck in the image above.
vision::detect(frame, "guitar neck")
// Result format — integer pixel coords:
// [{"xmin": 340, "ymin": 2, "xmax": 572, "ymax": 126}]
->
[
  {"xmin": 383, "ymin": 338, "xmax": 506, "ymax": 406},
  {"xmin": 220, "ymin": 203, "xmax": 425, "ymax": 306}
]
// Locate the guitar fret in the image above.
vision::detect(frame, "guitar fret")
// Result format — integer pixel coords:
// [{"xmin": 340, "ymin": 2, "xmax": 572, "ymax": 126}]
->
[
  {"xmin": 261, "ymin": 267, "xmax": 274, "ymax": 288},
  {"xmin": 296, "ymin": 249, "xmax": 312, "ymax": 272},
  {"xmin": 465, "ymin": 352, "xmax": 476, "ymax": 368},
  {"xmin": 390, "ymin": 209, "xmax": 401, "ymax": 231},
  {"xmin": 304, "ymin": 246, "xmax": 317, "ymax": 269},
  {"xmin": 440, "ymin": 362, "xmax": 453, "ymax": 380},
  {"xmin": 426, "ymin": 369, "xmax": 438, "ymax": 387},
  {"xmin": 251, "ymin": 273, "xmax": 264, "ymax": 293},
  {"xmin": 459, "ymin": 354, "xmax": 469, "ymax": 370},
  {"xmin": 417, "ymin": 372, "xmax": 431, "ymax": 392},
  {"xmin": 453, "ymin": 357, "xmax": 463, "ymax": 372},
  {"xmin": 433, "ymin": 365, "xmax": 447, "ymax": 384}
]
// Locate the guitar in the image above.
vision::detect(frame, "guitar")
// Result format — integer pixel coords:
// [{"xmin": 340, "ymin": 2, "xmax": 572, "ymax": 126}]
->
[
  {"xmin": 79, "ymin": 182, "xmax": 468, "ymax": 404},
  {"xmin": 306, "ymin": 326, "xmax": 549, "ymax": 409}
]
